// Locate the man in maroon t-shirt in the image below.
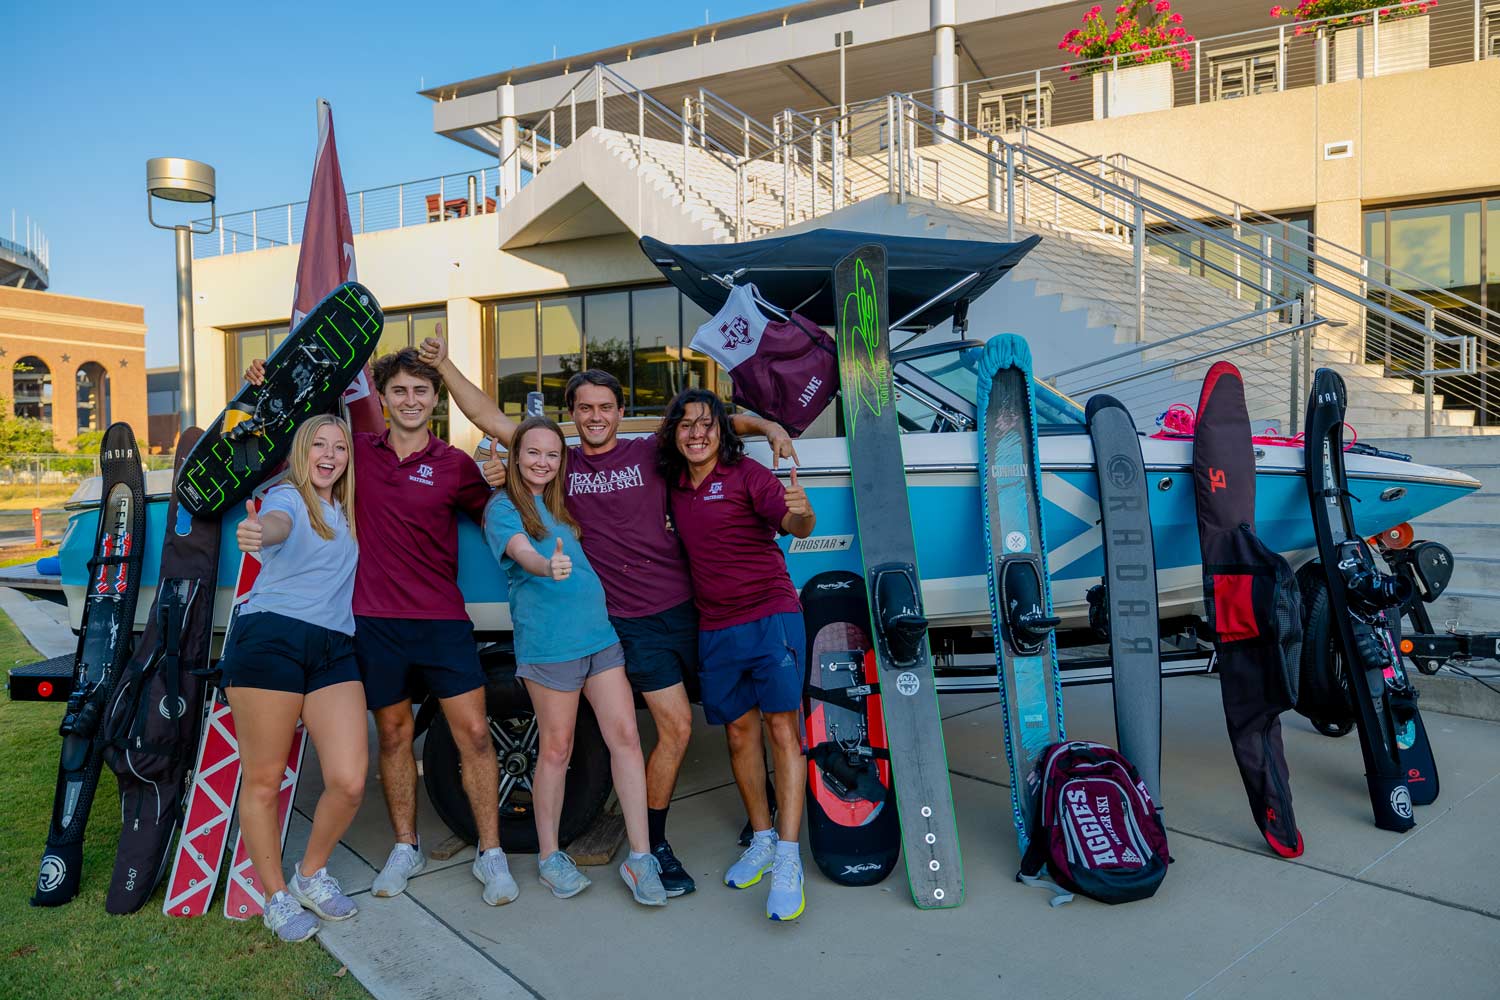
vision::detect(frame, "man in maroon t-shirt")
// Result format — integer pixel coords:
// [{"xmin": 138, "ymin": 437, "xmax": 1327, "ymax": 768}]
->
[
  {"xmin": 245, "ymin": 349, "xmax": 518, "ymax": 907},
  {"xmin": 660, "ymin": 388, "xmax": 815, "ymax": 921},
  {"xmin": 421, "ymin": 338, "xmax": 795, "ymax": 897}
]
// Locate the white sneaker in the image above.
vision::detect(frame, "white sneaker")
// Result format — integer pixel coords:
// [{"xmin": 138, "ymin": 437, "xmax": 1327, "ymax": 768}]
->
[
  {"xmin": 372, "ymin": 841, "xmax": 426, "ymax": 898},
  {"xmin": 262, "ymin": 889, "xmax": 320, "ymax": 942},
  {"xmin": 725, "ymin": 832, "xmax": 778, "ymax": 889},
  {"xmin": 473, "ymin": 847, "xmax": 519, "ymax": 905},
  {"xmin": 288, "ymin": 866, "xmax": 358, "ymax": 921}
]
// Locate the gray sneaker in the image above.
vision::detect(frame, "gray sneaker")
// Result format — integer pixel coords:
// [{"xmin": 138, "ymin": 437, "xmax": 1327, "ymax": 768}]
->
[
  {"xmin": 537, "ymin": 851, "xmax": 592, "ymax": 899},
  {"xmin": 619, "ymin": 854, "xmax": 667, "ymax": 907},
  {"xmin": 263, "ymin": 889, "xmax": 320, "ymax": 942},
  {"xmin": 288, "ymin": 865, "xmax": 358, "ymax": 921},
  {"xmin": 725, "ymin": 833, "xmax": 778, "ymax": 888},
  {"xmin": 372, "ymin": 841, "xmax": 426, "ymax": 898},
  {"xmin": 473, "ymin": 847, "xmax": 520, "ymax": 905}
]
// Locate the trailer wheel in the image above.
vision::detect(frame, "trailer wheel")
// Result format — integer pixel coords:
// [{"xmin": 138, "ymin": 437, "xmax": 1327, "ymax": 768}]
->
[
  {"xmin": 422, "ymin": 671, "xmax": 613, "ymax": 853},
  {"xmin": 1295, "ymin": 563, "xmax": 1357, "ymax": 737}
]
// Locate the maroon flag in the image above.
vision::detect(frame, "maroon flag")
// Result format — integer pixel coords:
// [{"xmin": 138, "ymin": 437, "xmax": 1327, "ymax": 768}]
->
[{"xmin": 293, "ymin": 98, "xmax": 384, "ymax": 434}]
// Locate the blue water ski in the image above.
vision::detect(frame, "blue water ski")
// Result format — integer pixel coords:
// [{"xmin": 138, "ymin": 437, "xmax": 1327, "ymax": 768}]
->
[{"xmin": 976, "ymin": 335, "xmax": 1065, "ymax": 853}]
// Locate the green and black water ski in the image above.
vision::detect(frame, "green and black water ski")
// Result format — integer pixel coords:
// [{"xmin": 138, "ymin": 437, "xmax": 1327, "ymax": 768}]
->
[{"xmin": 834, "ymin": 243, "xmax": 962, "ymax": 909}]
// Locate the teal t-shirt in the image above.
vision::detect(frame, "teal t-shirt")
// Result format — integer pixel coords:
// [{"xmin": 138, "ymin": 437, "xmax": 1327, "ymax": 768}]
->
[{"xmin": 483, "ymin": 492, "xmax": 618, "ymax": 665}]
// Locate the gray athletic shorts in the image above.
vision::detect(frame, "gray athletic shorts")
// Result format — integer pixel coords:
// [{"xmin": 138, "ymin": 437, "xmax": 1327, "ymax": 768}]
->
[{"xmin": 516, "ymin": 642, "xmax": 626, "ymax": 693}]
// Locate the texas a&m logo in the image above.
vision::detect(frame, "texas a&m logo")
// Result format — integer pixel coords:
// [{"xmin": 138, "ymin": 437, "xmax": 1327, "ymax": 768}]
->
[{"xmin": 719, "ymin": 315, "xmax": 752, "ymax": 351}]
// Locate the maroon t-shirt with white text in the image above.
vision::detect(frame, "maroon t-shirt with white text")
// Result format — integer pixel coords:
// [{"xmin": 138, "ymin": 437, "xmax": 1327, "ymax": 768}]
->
[
  {"xmin": 565, "ymin": 436, "xmax": 694, "ymax": 619},
  {"xmin": 352, "ymin": 431, "xmax": 491, "ymax": 620},
  {"xmin": 667, "ymin": 457, "xmax": 799, "ymax": 631}
]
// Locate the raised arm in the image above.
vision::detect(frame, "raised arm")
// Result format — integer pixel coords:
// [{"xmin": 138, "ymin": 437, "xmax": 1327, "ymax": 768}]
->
[
  {"xmin": 417, "ymin": 333, "xmax": 519, "ymax": 448},
  {"xmin": 731, "ymin": 413, "xmax": 799, "ymax": 468}
]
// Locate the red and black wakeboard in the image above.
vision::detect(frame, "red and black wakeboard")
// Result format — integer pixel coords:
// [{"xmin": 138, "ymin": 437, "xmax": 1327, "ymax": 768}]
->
[
  {"xmin": 1192, "ymin": 362, "xmax": 1304, "ymax": 858},
  {"xmin": 800, "ymin": 571, "xmax": 900, "ymax": 887}
]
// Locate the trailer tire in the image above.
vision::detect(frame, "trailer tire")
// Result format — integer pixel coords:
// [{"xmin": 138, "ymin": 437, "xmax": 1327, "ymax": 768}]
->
[
  {"xmin": 1295, "ymin": 563, "xmax": 1357, "ymax": 737},
  {"xmin": 422, "ymin": 672, "xmax": 613, "ymax": 853}
]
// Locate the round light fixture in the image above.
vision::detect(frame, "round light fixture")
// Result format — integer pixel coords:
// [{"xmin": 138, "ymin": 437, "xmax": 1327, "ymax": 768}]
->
[{"xmin": 146, "ymin": 157, "xmax": 216, "ymax": 204}]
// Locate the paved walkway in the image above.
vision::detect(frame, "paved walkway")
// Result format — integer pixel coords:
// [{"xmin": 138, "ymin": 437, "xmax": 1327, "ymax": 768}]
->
[
  {"xmin": 0, "ymin": 586, "xmax": 73, "ymax": 659},
  {"xmin": 290, "ymin": 677, "xmax": 1500, "ymax": 1000}
]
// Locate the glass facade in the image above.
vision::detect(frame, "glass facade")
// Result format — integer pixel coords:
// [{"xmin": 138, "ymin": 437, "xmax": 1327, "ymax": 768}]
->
[
  {"xmin": 484, "ymin": 284, "xmax": 728, "ymax": 421},
  {"xmin": 1364, "ymin": 197, "xmax": 1500, "ymax": 424},
  {"xmin": 1149, "ymin": 214, "xmax": 1314, "ymax": 306}
]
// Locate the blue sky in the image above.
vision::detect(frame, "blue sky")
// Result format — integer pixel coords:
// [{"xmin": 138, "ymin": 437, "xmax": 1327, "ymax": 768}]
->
[{"xmin": 5, "ymin": 1, "xmax": 766, "ymax": 366}]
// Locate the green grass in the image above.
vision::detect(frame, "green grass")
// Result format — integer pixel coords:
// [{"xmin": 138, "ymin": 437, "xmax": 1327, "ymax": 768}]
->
[
  {"xmin": 0, "ymin": 544, "xmax": 58, "ymax": 569},
  {"xmin": 0, "ymin": 611, "xmax": 370, "ymax": 1000}
]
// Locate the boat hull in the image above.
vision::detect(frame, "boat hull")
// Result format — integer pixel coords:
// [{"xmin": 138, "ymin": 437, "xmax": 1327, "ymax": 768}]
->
[{"xmin": 58, "ymin": 432, "xmax": 1477, "ymax": 638}]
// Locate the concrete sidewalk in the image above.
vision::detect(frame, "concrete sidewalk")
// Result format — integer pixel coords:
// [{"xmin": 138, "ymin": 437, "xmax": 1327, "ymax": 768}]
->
[{"xmin": 290, "ymin": 677, "xmax": 1500, "ymax": 1000}]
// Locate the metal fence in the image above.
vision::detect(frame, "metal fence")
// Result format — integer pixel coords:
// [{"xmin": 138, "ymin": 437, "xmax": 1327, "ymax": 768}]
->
[{"xmin": 0, "ymin": 453, "xmax": 175, "ymax": 491}]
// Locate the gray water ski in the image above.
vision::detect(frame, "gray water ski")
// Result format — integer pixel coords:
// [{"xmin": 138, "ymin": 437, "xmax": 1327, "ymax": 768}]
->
[
  {"xmin": 1086, "ymin": 395, "xmax": 1162, "ymax": 809},
  {"xmin": 975, "ymin": 335, "xmax": 1064, "ymax": 852},
  {"xmin": 834, "ymin": 243, "xmax": 963, "ymax": 909}
]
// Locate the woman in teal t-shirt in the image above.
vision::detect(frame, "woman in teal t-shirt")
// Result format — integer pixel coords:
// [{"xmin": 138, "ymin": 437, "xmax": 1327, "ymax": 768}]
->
[{"xmin": 483, "ymin": 416, "xmax": 666, "ymax": 906}]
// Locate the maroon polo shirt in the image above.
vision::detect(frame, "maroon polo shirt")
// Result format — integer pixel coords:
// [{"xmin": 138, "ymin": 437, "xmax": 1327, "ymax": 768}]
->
[
  {"xmin": 352, "ymin": 430, "xmax": 491, "ymax": 620},
  {"xmin": 668, "ymin": 456, "xmax": 799, "ymax": 631},
  {"xmin": 565, "ymin": 436, "xmax": 694, "ymax": 619}
]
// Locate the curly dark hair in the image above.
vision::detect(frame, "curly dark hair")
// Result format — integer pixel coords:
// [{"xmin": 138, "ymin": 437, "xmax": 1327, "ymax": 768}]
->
[
  {"xmin": 371, "ymin": 348, "xmax": 440, "ymax": 393},
  {"xmin": 564, "ymin": 370, "xmax": 624, "ymax": 411},
  {"xmin": 657, "ymin": 388, "xmax": 743, "ymax": 482}
]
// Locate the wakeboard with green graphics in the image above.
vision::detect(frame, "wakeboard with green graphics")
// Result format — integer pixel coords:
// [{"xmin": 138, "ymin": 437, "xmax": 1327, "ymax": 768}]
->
[
  {"xmin": 834, "ymin": 243, "xmax": 962, "ymax": 909},
  {"xmin": 176, "ymin": 281, "xmax": 382, "ymax": 517}
]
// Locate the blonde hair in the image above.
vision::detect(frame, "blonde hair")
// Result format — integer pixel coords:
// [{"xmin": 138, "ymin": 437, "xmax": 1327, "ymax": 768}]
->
[
  {"xmin": 504, "ymin": 416, "xmax": 580, "ymax": 542},
  {"xmin": 286, "ymin": 414, "xmax": 356, "ymax": 542}
]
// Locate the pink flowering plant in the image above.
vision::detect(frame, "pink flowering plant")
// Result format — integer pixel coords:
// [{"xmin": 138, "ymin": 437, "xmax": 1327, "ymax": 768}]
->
[
  {"xmin": 1270, "ymin": 1, "xmax": 1436, "ymax": 34},
  {"xmin": 1057, "ymin": 2, "xmax": 1195, "ymax": 80}
]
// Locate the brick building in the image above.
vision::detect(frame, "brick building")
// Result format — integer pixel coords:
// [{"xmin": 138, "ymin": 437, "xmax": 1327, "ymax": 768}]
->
[{"xmin": 0, "ymin": 285, "xmax": 148, "ymax": 450}]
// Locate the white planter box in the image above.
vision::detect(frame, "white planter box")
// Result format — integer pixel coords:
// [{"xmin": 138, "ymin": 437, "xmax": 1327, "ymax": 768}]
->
[
  {"xmin": 1334, "ymin": 14, "xmax": 1430, "ymax": 80},
  {"xmin": 1092, "ymin": 61, "xmax": 1175, "ymax": 119}
]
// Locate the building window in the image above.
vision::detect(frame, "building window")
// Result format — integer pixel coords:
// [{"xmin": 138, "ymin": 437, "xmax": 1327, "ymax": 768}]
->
[
  {"xmin": 13, "ymin": 356, "xmax": 52, "ymax": 425},
  {"xmin": 1148, "ymin": 214, "xmax": 1314, "ymax": 304},
  {"xmin": 1209, "ymin": 43, "xmax": 1281, "ymax": 101},
  {"xmin": 485, "ymin": 284, "xmax": 726, "ymax": 422},
  {"xmin": 1364, "ymin": 197, "xmax": 1499, "ymax": 423},
  {"xmin": 76, "ymin": 361, "xmax": 110, "ymax": 432},
  {"xmin": 225, "ymin": 324, "xmax": 289, "ymax": 395},
  {"xmin": 1486, "ymin": 5, "xmax": 1500, "ymax": 58}
]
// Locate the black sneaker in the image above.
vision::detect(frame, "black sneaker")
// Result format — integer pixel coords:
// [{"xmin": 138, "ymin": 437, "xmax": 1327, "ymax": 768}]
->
[{"xmin": 652, "ymin": 841, "xmax": 696, "ymax": 897}]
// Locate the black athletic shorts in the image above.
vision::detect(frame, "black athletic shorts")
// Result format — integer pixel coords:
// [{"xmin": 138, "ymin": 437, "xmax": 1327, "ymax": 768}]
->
[
  {"xmin": 354, "ymin": 616, "xmax": 486, "ymax": 710},
  {"xmin": 609, "ymin": 599, "xmax": 701, "ymax": 696},
  {"xmin": 219, "ymin": 611, "xmax": 360, "ymax": 695}
]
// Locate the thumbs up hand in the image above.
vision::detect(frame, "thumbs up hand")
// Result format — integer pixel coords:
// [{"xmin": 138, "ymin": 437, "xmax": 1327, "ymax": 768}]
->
[
  {"xmin": 783, "ymin": 467, "xmax": 811, "ymax": 517},
  {"xmin": 547, "ymin": 535, "xmax": 573, "ymax": 581},
  {"xmin": 237, "ymin": 500, "xmax": 263, "ymax": 554}
]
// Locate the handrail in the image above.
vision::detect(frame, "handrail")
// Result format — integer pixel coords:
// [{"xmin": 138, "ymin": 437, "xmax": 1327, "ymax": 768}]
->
[
  {"xmin": 1070, "ymin": 317, "xmax": 1332, "ymax": 396},
  {"xmin": 901, "ymin": 95, "xmax": 1477, "ymax": 367},
  {"xmin": 1018, "ymin": 126, "xmax": 1500, "ymax": 345},
  {"xmin": 1042, "ymin": 300, "xmax": 1300, "ymax": 382}
]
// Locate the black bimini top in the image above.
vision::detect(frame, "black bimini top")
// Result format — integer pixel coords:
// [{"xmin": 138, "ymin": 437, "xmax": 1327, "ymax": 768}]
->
[{"xmin": 639, "ymin": 229, "xmax": 1041, "ymax": 332}]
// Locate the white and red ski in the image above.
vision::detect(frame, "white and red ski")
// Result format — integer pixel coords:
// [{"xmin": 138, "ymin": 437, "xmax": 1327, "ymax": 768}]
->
[
  {"xmin": 163, "ymin": 479, "xmax": 280, "ymax": 917},
  {"xmin": 223, "ymin": 724, "xmax": 307, "ymax": 919}
]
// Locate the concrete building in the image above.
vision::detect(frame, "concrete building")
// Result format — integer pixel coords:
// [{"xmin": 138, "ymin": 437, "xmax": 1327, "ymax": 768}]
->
[
  {"xmin": 146, "ymin": 366, "xmax": 182, "ymax": 453},
  {"xmin": 186, "ymin": 0, "xmax": 1500, "ymax": 452},
  {"xmin": 0, "ymin": 283, "xmax": 148, "ymax": 451}
]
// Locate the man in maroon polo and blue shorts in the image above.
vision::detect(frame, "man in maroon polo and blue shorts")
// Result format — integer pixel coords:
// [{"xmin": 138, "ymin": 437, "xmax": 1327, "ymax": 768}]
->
[{"xmin": 660, "ymin": 387, "xmax": 816, "ymax": 922}]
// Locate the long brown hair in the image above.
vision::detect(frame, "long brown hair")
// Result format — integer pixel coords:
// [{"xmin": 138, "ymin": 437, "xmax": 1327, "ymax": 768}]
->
[
  {"xmin": 286, "ymin": 413, "xmax": 356, "ymax": 542},
  {"xmin": 504, "ymin": 416, "xmax": 580, "ymax": 542}
]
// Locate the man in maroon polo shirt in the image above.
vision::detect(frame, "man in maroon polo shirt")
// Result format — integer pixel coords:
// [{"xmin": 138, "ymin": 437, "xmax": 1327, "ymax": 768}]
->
[
  {"xmin": 419, "ymin": 337, "xmax": 796, "ymax": 897},
  {"xmin": 659, "ymin": 387, "xmax": 815, "ymax": 922},
  {"xmin": 244, "ymin": 349, "xmax": 518, "ymax": 907}
]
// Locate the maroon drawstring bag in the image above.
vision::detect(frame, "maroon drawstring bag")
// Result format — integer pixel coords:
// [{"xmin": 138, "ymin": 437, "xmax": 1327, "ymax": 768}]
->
[{"xmin": 690, "ymin": 282, "xmax": 839, "ymax": 437}]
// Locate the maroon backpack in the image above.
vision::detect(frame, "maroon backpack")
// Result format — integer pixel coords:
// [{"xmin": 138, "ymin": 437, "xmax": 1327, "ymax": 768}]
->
[{"xmin": 1018, "ymin": 741, "xmax": 1170, "ymax": 905}]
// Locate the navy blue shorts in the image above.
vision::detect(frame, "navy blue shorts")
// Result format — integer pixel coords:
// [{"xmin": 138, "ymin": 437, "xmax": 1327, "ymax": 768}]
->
[
  {"xmin": 697, "ymin": 611, "xmax": 805, "ymax": 726},
  {"xmin": 609, "ymin": 600, "xmax": 700, "ymax": 695},
  {"xmin": 219, "ymin": 611, "xmax": 360, "ymax": 695},
  {"xmin": 354, "ymin": 616, "xmax": 485, "ymax": 711}
]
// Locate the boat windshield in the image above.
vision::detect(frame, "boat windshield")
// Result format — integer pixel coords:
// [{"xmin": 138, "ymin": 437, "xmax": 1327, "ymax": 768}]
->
[{"xmin": 904, "ymin": 349, "xmax": 1086, "ymax": 432}]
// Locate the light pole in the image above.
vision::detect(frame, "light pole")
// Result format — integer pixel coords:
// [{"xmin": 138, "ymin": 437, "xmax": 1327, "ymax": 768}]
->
[{"xmin": 146, "ymin": 157, "xmax": 216, "ymax": 432}]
